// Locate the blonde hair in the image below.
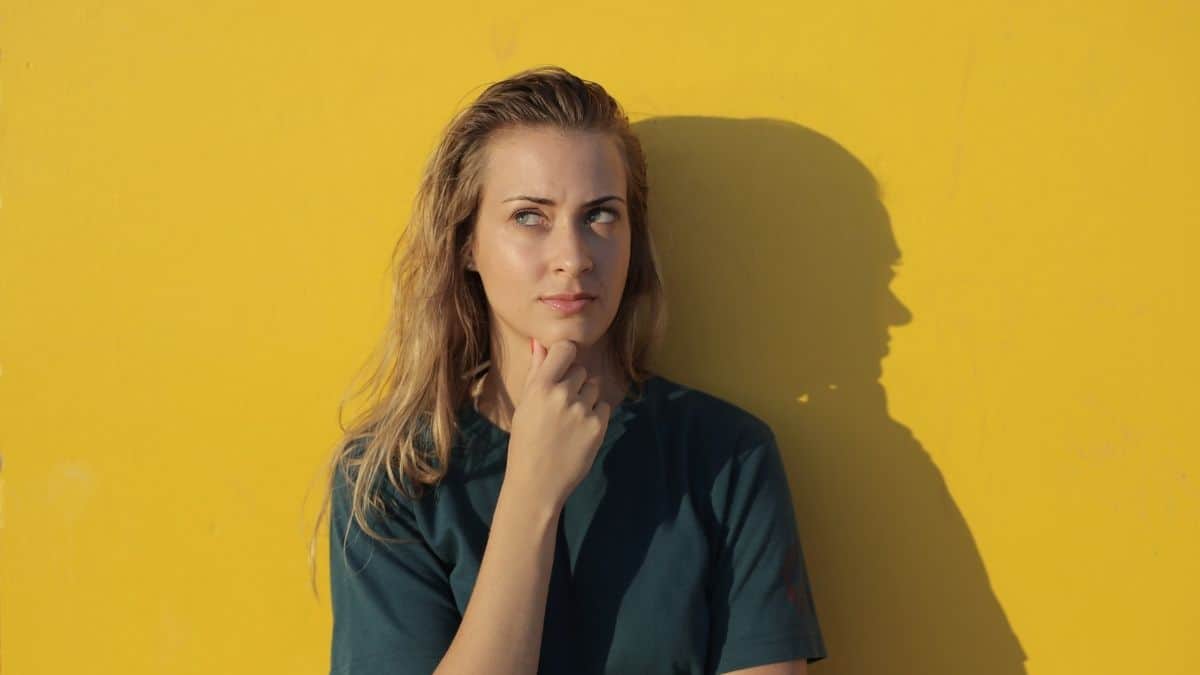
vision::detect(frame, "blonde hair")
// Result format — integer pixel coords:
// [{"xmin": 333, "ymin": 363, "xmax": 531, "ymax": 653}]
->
[{"xmin": 307, "ymin": 65, "xmax": 668, "ymax": 596}]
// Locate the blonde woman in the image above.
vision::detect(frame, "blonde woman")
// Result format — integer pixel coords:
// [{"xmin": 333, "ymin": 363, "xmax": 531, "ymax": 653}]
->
[{"xmin": 311, "ymin": 66, "xmax": 827, "ymax": 675}]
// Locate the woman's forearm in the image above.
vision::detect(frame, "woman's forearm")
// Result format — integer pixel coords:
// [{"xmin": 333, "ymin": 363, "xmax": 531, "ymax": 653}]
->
[{"xmin": 432, "ymin": 479, "xmax": 561, "ymax": 675}]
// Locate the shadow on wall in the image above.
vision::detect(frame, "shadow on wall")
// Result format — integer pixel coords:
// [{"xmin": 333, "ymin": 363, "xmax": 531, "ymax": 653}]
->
[{"xmin": 634, "ymin": 117, "xmax": 1028, "ymax": 675}]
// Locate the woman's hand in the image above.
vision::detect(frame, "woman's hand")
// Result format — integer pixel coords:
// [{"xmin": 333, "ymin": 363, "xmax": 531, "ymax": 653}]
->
[{"xmin": 504, "ymin": 338, "xmax": 612, "ymax": 510}]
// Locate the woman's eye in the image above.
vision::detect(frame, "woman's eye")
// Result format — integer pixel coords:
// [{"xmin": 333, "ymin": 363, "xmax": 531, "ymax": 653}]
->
[
  {"xmin": 512, "ymin": 207, "xmax": 619, "ymax": 228},
  {"xmin": 513, "ymin": 210, "xmax": 546, "ymax": 227},
  {"xmin": 588, "ymin": 207, "xmax": 619, "ymax": 225}
]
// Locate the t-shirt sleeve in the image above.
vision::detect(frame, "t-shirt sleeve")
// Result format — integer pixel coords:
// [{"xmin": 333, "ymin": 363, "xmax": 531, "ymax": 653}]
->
[
  {"xmin": 707, "ymin": 423, "xmax": 828, "ymax": 673},
  {"xmin": 328, "ymin": 461, "xmax": 461, "ymax": 675}
]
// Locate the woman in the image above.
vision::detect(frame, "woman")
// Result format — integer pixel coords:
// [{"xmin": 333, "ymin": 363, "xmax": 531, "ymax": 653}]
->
[{"xmin": 312, "ymin": 65, "xmax": 827, "ymax": 675}]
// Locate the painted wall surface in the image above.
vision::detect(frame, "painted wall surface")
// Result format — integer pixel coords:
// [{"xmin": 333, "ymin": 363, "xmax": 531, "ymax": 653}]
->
[{"xmin": 2, "ymin": 2, "xmax": 1196, "ymax": 674}]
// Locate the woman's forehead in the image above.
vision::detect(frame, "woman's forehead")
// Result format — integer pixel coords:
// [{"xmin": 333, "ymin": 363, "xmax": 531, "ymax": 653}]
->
[{"xmin": 481, "ymin": 128, "xmax": 625, "ymax": 201}]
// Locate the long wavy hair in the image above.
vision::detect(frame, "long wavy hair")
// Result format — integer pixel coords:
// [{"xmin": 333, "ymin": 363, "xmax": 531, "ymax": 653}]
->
[{"xmin": 306, "ymin": 65, "xmax": 668, "ymax": 596}]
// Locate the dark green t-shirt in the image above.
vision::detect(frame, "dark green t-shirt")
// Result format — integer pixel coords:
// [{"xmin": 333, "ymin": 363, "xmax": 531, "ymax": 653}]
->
[{"xmin": 329, "ymin": 373, "xmax": 827, "ymax": 674}]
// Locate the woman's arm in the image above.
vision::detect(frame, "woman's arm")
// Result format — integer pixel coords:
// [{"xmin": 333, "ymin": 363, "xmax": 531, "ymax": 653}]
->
[{"xmin": 432, "ymin": 479, "xmax": 561, "ymax": 675}]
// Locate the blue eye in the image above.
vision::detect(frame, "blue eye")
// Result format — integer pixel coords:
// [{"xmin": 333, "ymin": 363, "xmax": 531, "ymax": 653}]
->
[
  {"xmin": 512, "ymin": 207, "xmax": 620, "ymax": 228},
  {"xmin": 513, "ymin": 210, "xmax": 545, "ymax": 227},
  {"xmin": 588, "ymin": 207, "xmax": 619, "ymax": 224}
]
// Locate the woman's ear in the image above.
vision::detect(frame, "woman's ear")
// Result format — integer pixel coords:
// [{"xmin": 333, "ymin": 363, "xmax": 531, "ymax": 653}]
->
[{"xmin": 465, "ymin": 235, "xmax": 478, "ymax": 271}]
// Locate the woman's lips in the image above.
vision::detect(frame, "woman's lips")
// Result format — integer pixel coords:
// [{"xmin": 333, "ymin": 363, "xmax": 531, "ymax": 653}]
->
[{"xmin": 540, "ymin": 297, "xmax": 593, "ymax": 315}]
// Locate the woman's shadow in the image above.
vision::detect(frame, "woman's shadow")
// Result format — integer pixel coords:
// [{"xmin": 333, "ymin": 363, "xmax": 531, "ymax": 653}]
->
[{"xmin": 628, "ymin": 116, "xmax": 1028, "ymax": 675}]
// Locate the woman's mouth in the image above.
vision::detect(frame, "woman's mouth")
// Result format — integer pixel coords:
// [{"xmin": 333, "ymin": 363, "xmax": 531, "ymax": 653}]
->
[{"xmin": 540, "ymin": 297, "xmax": 594, "ymax": 315}]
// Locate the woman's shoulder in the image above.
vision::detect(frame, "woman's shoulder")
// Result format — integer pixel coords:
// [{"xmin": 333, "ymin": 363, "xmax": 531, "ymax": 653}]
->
[
  {"xmin": 334, "ymin": 433, "xmax": 433, "ymax": 508},
  {"xmin": 641, "ymin": 373, "xmax": 774, "ymax": 450}
]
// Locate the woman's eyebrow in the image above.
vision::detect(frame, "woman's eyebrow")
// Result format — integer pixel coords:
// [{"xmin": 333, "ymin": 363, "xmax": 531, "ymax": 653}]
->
[{"xmin": 502, "ymin": 194, "xmax": 625, "ymax": 207}]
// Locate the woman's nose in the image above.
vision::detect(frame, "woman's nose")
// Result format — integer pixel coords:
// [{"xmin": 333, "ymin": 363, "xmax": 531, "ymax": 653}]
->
[{"xmin": 551, "ymin": 220, "xmax": 594, "ymax": 274}]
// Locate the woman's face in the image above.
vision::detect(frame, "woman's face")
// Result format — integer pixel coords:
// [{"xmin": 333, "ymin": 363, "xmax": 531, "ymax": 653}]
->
[{"xmin": 470, "ymin": 125, "xmax": 631, "ymax": 359}]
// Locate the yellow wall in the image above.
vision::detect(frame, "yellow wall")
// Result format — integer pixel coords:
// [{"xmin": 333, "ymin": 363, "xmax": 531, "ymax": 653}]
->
[{"xmin": 2, "ymin": 2, "xmax": 1196, "ymax": 674}]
